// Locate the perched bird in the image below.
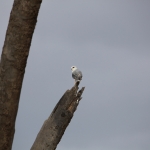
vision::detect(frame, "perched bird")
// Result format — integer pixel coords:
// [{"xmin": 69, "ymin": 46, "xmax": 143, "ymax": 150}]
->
[{"xmin": 71, "ymin": 66, "xmax": 83, "ymax": 83}]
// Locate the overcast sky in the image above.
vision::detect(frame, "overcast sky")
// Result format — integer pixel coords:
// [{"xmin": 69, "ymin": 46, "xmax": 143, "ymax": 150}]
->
[{"xmin": 0, "ymin": 1, "xmax": 150, "ymax": 150}]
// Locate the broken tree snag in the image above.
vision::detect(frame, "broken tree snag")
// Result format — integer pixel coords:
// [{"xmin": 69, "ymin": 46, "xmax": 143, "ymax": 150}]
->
[{"xmin": 31, "ymin": 82, "xmax": 85, "ymax": 150}]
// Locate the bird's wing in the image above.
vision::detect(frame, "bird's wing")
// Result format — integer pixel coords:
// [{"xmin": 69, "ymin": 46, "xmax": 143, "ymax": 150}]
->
[{"xmin": 72, "ymin": 69, "xmax": 82, "ymax": 80}]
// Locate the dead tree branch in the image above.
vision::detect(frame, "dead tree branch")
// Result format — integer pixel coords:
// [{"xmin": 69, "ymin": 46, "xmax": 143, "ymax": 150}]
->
[
  {"xmin": 0, "ymin": 0, "xmax": 42, "ymax": 150},
  {"xmin": 31, "ymin": 82, "xmax": 85, "ymax": 150}
]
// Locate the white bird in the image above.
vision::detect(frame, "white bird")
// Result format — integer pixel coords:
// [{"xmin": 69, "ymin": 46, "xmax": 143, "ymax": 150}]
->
[{"xmin": 71, "ymin": 66, "xmax": 83, "ymax": 82}]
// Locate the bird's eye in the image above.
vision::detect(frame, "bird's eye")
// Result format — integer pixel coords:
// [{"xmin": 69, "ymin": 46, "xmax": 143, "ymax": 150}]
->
[{"xmin": 73, "ymin": 67, "xmax": 74, "ymax": 68}]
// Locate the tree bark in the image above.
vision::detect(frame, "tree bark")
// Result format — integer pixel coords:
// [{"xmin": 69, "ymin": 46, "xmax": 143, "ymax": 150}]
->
[
  {"xmin": 0, "ymin": 0, "xmax": 42, "ymax": 150},
  {"xmin": 31, "ymin": 82, "xmax": 85, "ymax": 150}
]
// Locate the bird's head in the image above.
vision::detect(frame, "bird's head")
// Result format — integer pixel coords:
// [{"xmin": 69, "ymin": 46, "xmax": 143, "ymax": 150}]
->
[{"xmin": 71, "ymin": 66, "xmax": 77, "ymax": 72}]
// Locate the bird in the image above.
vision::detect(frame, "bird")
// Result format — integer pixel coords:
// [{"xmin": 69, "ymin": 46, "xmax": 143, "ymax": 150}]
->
[{"xmin": 71, "ymin": 66, "xmax": 83, "ymax": 83}]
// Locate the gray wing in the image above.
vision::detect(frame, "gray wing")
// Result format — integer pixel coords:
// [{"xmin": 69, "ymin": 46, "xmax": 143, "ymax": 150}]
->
[{"xmin": 72, "ymin": 69, "xmax": 82, "ymax": 81}]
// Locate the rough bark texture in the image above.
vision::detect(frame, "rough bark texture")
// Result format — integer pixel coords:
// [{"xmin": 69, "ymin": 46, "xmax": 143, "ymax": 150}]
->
[
  {"xmin": 31, "ymin": 82, "xmax": 85, "ymax": 150},
  {"xmin": 0, "ymin": 0, "xmax": 42, "ymax": 150}
]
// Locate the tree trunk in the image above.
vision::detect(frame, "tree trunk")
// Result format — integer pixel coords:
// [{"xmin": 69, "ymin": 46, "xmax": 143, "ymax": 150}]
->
[
  {"xmin": 0, "ymin": 0, "xmax": 42, "ymax": 150},
  {"xmin": 31, "ymin": 82, "xmax": 85, "ymax": 150}
]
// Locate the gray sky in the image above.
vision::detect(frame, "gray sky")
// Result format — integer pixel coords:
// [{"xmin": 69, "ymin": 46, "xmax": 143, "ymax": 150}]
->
[{"xmin": 0, "ymin": 1, "xmax": 150, "ymax": 150}]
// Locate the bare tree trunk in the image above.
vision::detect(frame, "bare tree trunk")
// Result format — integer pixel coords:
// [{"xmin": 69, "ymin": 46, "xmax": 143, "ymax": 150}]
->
[
  {"xmin": 31, "ymin": 82, "xmax": 85, "ymax": 150},
  {"xmin": 0, "ymin": 0, "xmax": 42, "ymax": 150}
]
